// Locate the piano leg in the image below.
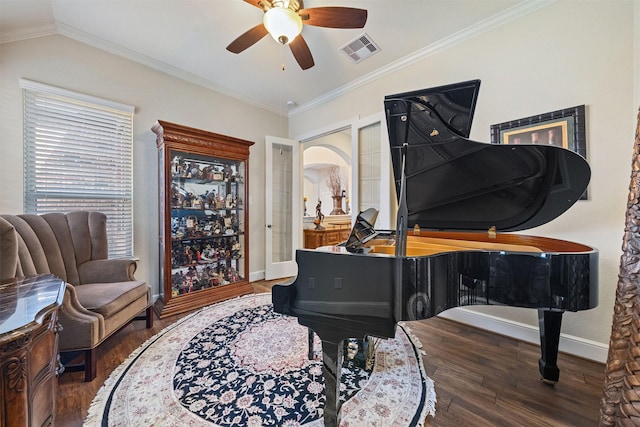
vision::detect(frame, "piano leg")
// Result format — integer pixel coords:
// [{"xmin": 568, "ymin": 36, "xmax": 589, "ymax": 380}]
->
[
  {"xmin": 537, "ymin": 309, "xmax": 563, "ymax": 384},
  {"xmin": 308, "ymin": 328, "xmax": 315, "ymax": 360},
  {"xmin": 321, "ymin": 339, "xmax": 344, "ymax": 427}
]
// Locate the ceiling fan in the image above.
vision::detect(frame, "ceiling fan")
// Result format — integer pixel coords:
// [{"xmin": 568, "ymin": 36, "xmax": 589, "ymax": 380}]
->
[{"xmin": 226, "ymin": 0, "xmax": 367, "ymax": 70}]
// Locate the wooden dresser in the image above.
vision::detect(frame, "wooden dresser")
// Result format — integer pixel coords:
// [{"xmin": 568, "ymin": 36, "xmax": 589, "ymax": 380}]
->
[
  {"xmin": 303, "ymin": 223, "xmax": 351, "ymax": 249},
  {"xmin": 0, "ymin": 275, "xmax": 65, "ymax": 427}
]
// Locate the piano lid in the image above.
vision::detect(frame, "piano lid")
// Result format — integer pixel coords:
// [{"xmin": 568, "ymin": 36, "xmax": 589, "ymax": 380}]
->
[{"xmin": 384, "ymin": 80, "xmax": 591, "ymax": 232}]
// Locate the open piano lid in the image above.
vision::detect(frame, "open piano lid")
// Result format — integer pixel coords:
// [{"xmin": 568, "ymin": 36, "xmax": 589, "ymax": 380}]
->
[{"xmin": 384, "ymin": 80, "xmax": 591, "ymax": 233}]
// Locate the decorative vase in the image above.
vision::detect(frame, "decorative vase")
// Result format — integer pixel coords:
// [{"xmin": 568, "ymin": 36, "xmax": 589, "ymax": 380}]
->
[{"xmin": 330, "ymin": 195, "xmax": 345, "ymax": 215}]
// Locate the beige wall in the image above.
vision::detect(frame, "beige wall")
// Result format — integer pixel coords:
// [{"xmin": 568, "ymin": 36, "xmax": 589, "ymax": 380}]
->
[
  {"xmin": 290, "ymin": 1, "xmax": 636, "ymax": 358},
  {"xmin": 0, "ymin": 34, "xmax": 285, "ymax": 293}
]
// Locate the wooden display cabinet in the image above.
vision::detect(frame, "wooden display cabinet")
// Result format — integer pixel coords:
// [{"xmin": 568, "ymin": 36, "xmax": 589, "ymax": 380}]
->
[{"xmin": 152, "ymin": 120, "xmax": 254, "ymax": 318}]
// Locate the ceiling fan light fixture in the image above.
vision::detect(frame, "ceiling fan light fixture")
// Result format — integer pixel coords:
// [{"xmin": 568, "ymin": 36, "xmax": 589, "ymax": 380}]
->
[{"xmin": 263, "ymin": 7, "xmax": 302, "ymax": 45}]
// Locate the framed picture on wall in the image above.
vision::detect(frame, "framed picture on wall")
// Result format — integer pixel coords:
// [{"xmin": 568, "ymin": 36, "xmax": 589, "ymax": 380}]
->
[
  {"xmin": 490, "ymin": 105, "xmax": 587, "ymax": 156},
  {"xmin": 490, "ymin": 104, "xmax": 588, "ymax": 199}
]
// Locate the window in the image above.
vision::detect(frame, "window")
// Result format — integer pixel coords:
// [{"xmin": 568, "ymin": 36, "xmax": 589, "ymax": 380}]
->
[
  {"xmin": 21, "ymin": 79, "xmax": 135, "ymax": 258},
  {"xmin": 358, "ymin": 122, "xmax": 382, "ymax": 226}
]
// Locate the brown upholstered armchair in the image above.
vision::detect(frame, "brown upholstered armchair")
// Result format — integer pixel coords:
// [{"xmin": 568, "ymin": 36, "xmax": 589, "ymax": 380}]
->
[{"xmin": 0, "ymin": 211, "xmax": 153, "ymax": 381}]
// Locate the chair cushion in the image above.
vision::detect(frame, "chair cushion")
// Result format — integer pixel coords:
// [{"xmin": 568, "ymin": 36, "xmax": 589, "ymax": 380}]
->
[{"xmin": 74, "ymin": 281, "xmax": 148, "ymax": 318}]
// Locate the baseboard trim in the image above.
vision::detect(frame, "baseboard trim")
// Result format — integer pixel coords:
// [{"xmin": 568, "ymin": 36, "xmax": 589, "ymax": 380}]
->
[
  {"xmin": 438, "ymin": 307, "xmax": 608, "ymax": 363},
  {"xmin": 249, "ymin": 270, "xmax": 266, "ymax": 283}
]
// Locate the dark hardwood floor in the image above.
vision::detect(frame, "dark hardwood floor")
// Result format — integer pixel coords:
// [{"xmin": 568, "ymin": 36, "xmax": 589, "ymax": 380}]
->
[{"xmin": 57, "ymin": 280, "xmax": 605, "ymax": 426}]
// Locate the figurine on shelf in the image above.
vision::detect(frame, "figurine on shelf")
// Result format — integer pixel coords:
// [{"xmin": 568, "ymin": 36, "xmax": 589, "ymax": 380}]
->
[
  {"xmin": 188, "ymin": 162, "xmax": 201, "ymax": 179},
  {"xmin": 200, "ymin": 244, "xmax": 215, "ymax": 262},
  {"xmin": 174, "ymin": 228, "xmax": 184, "ymax": 240},
  {"xmin": 171, "ymin": 183, "xmax": 183, "ymax": 208},
  {"xmin": 211, "ymin": 274, "xmax": 220, "ymax": 287},
  {"xmin": 184, "ymin": 192, "xmax": 194, "ymax": 208},
  {"xmin": 201, "ymin": 166, "xmax": 213, "ymax": 182},
  {"xmin": 184, "ymin": 245, "xmax": 194, "ymax": 265},
  {"xmin": 216, "ymin": 194, "xmax": 225, "ymax": 209},
  {"xmin": 212, "ymin": 167, "xmax": 224, "ymax": 181},
  {"xmin": 186, "ymin": 216, "xmax": 197, "ymax": 230},
  {"xmin": 201, "ymin": 191, "xmax": 210, "ymax": 209},
  {"xmin": 204, "ymin": 266, "xmax": 216, "ymax": 286},
  {"xmin": 179, "ymin": 158, "xmax": 189, "ymax": 177},
  {"xmin": 314, "ymin": 199, "xmax": 325, "ymax": 230},
  {"xmin": 223, "ymin": 164, "xmax": 233, "ymax": 181},
  {"xmin": 171, "ymin": 156, "xmax": 181, "ymax": 176},
  {"xmin": 213, "ymin": 221, "xmax": 222, "ymax": 235},
  {"xmin": 228, "ymin": 267, "xmax": 239, "ymax": 282},
  {"xmin": 206, "ymin": 191, "xmax": 216, "ymax": 210},
  {"xmin": 232, "ymin": 240, "xmax": 241, "ymax": 258},
  {"xmin": 226, "ymin": 193, "xmax": 234, "ymax": 208}
]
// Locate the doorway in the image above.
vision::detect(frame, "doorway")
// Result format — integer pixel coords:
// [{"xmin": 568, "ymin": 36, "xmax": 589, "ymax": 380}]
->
[
  {"xmin": 263, "ymin": 115, "xmax": 392, "ymax": 280},
  {"xmin": 302, "ymin": 127, "xmax": 353, "ymax": 230}
]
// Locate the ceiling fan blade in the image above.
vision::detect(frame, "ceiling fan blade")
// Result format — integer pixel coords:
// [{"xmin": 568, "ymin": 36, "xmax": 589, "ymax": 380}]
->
[
  {"xmin": 243, "ymin": 0, "xmax": 270, "ymax": 10},
  {"xmin": 226, "ymin": 24, "xmax": 269, "ymax": 54},
  {"xmin": 299, "ymin": 7, "xmax": 367, "ymax": 29},
  {"xmin": 289, "ymin": 36, "xmax": 314, "ymax": 70}
]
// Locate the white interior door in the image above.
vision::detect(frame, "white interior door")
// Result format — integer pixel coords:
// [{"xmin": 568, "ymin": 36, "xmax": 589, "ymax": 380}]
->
[{"xmin": 265, "ymin": 135, "xmax": 300, "ymax": 280}]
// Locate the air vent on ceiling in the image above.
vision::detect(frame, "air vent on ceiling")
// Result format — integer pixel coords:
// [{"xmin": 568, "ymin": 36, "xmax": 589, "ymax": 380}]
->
[{"xmin": 340, "ymin": 33, "xmax": 380, "ymax": 63}]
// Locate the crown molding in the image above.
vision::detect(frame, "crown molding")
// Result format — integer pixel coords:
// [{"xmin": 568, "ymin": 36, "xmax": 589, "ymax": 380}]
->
[
  {"xmin": 0, "ymin": 23, "xmax": 57, "ymax": 44},
  {"xmin": 288, "ymin": 0, "xmax": 555, "ymax": 118},
  {"xmin": 2, "ymin": 0, "xmax": 554, "ymax": 119}
]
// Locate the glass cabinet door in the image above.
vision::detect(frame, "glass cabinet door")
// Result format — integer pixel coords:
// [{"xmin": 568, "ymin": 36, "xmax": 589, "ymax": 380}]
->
[{"xmin": 169, "ymin": 150, "xmax": 245, "ymax": 296}]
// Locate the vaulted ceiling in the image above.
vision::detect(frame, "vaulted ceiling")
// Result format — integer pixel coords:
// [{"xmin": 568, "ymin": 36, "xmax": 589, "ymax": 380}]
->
[{"xmin": 0, "ymin": 0, "xmax": 549, "ymax": 115}]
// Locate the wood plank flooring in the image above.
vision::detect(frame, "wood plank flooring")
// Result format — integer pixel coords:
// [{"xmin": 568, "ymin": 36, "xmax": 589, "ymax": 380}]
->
[{"xmin": 56, "ymin": 280, "xmax": 605, "ymax": 426}]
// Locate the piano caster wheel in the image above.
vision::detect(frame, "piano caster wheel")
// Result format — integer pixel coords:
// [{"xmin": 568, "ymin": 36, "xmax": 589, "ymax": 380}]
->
[{"xmin": 541, "ymin": 378, "xmax": 557, "ymax": 386}]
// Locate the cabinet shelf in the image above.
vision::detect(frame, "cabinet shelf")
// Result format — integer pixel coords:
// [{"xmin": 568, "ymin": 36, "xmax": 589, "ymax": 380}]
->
[
  {"xmin": 171, "ymin": 232, "xmax": 244, "ymax": 242},
  {"xmin": 153, "ymin": 120, "xmax": 254, "ymax": 318},
  {"xmin": 171, "ymin": 176, "xmax": 242, "ymax": 184},
  {"xmin": 171, "ymin": 208, "xmax": 243, "ymax": 216}
]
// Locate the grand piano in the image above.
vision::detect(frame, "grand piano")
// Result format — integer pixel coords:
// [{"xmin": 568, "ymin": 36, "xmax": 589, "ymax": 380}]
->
[{"xmin": 272, "ymin": 80, "xmax": 598, "ymax": 426}]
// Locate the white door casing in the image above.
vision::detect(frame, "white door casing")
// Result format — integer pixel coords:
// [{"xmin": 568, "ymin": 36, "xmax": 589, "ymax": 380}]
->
[{"xmin": 264, "ymin": 135, "xmax": 300, "ymax": 280}]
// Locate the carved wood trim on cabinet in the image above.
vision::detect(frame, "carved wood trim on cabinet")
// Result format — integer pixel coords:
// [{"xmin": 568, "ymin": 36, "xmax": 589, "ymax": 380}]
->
[{"xmin": 0, "ymin": 275, "xmax": 65, "ymax": 427}]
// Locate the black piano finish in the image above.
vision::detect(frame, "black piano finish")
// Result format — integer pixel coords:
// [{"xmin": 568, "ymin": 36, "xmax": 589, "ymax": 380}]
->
[
  {"xmin": 384, "ymin": 80, "xmax": 591, "ymax": 232},
  {"xmin": 271, "ymin": 80, "xmax": 597, "ymax": 426},
  {"xmin": 272, "ymin": 237, "xmax": 597, "ymax": 424},
  {"xmin": 274, "ymin": 242, "xmax": 597, "ymax": 332}
]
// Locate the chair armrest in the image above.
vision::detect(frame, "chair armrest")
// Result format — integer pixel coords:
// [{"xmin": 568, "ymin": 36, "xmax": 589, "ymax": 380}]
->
[
  {"xmin": 77, "ymin": 259, "xmax": 137, "ymax": 284},
  {"xmin": 57, "ymin": 283, "xmax": 105, "ymax": 351}
]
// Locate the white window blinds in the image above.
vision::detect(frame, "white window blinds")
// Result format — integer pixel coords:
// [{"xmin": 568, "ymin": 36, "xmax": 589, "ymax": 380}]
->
[{"xmin": 21, "ymin": 79, "xmax": 135, "ymax": 259}]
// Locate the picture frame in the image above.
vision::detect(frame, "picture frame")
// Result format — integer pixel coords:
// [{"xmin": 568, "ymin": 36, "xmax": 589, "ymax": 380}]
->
[
  {"xmin": 490, "ymin": 105, "xmax": 588, "ymax": 199},
  {"xmin": 490, "ymin": 105, "xmax": 586, "ymax": 157}
]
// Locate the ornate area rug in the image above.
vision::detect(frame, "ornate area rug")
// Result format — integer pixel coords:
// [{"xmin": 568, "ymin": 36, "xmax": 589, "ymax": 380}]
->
[{"xmin": 85, "ymin": 293, "xmax": 435, "ymax": 426}]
